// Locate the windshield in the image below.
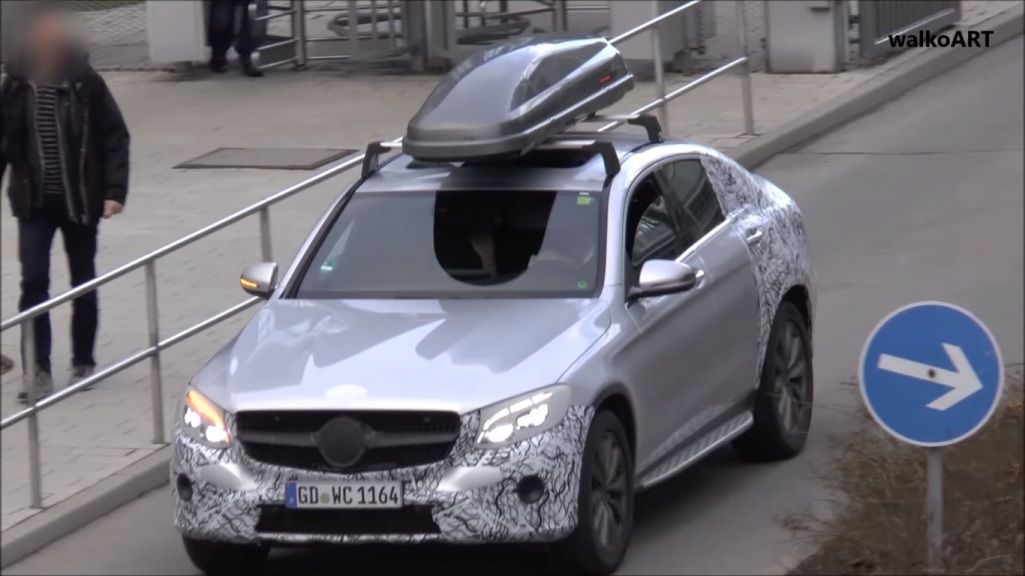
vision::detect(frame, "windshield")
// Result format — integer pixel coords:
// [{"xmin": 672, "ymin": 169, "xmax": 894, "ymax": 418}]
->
[{"xmin": 293, "ymin": 190, "xmax": 603, "ymax": 299}]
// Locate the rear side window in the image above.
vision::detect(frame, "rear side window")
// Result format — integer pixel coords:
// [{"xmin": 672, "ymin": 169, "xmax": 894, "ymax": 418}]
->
[{"xmin": 657, "ymin": 160, "xmax": 726, "ymax": 251}]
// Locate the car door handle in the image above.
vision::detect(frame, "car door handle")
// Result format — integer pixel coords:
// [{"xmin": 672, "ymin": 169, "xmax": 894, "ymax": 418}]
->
[{"xmin": 745, "ymin": 228, "xmax": 763, "ymax": 246}]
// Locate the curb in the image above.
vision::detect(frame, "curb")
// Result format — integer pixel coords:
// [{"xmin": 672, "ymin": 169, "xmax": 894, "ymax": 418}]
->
[
  {"xmin": 0, "ymin": 446, "xmax": 171, "ymax": 569},
  {"xmin": 0, "ymin": 5, "xmax": 1022, "ymax": 570},
  {"xmin": 733, "ymin": 4, "xmax": 1025, "ymax": 169}
]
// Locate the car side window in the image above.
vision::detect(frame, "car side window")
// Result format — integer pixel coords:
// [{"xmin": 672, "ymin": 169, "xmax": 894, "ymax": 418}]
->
[
  {"xmin": 656, "ymin": 159, "xmax": 726, "ymax": 252},
  {"xmin": 624, "ymin": 175, "xmax": 684, "ymax": 275}
]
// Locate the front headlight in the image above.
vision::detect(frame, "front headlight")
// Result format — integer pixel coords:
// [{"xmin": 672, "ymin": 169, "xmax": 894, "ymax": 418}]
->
[
  {"xmin": 179, "ymin": 387, "xmax": 231, "ymax": 449},
  {"xmin": 475, "ymin": 385, "xmax": 571, "ymax": 449}
]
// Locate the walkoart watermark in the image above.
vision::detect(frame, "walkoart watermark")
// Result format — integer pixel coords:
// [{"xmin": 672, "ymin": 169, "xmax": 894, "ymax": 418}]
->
[{"xmin": 888, "ymin": 30, "xmax": 994, "ymax": 48}]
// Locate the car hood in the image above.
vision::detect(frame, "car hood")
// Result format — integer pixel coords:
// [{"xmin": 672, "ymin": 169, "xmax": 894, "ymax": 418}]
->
[{"xmin": 192, "ymin": 298, "xmax": 611, "ymax": 415}]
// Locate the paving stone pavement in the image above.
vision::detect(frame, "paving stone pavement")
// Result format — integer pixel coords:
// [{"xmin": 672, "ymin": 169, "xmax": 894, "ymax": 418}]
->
[{"xmin": 0, "ymin": 0, "xmax": 1018, "ymax": 532}]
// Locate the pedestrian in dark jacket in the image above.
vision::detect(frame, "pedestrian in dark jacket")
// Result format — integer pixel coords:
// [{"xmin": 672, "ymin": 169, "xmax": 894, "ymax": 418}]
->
[
  {"xmin": 207, "ymin": 0, "xmax": 265, "ymax": 77},
  {"xmin": 0, "ymin": 4, "xmax": 130, "ymax": 403}
]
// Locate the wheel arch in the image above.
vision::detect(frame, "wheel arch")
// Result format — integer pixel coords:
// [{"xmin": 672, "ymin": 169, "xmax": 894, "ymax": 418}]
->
[
  {"xmin": 591, "ymin": 383, "xmax": 637, "ymax": 458},
  {"xmin": 780, "ymin": 283, "xmax": 813, "ymax": 341}
]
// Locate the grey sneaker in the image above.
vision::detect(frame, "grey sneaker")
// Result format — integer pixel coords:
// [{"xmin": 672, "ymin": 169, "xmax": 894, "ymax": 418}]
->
[
  {"xmin": 70, "ymin": 364, "xmax": 96, "ymax": 391},
  {"xmin": 17, "ymin": 371, "xmax": 55, "ymax": 405}
]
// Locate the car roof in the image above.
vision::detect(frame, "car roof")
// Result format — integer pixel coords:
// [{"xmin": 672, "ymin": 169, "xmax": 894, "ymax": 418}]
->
[{"xmin": 355, "ymin": 134, "xmax": 719, "ymax": 195}]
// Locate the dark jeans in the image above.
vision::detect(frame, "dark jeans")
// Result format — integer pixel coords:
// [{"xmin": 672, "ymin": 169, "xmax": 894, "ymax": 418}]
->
[
  {"xmin": 208, "ymin": 0, "xmax": 258, "ymax": 62},
  {"xmin": 18, "ymin": 200, "xmax": 99, "ymax": 375}
]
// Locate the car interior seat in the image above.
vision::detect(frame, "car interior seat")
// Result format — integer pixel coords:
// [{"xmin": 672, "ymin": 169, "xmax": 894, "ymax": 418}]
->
[{"xmin": 626, "ymin": 179, "xmax": 660, "ymax": 262}]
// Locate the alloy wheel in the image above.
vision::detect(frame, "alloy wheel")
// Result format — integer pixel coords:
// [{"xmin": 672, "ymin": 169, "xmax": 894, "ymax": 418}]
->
[
  {"xmin": 590, "ymin": 431, "xmax": 628, "ymax": 553},
  {"xmin": 774, "ymin": 320, "xmax": 810, "ymax": 434}
]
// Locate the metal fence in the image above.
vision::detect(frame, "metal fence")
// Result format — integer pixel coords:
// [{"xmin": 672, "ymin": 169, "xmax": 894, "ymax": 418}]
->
[
  {"xmin": 0, "ymin": 0, "xmax": 770, "ymax": 73},
  {"xmin": 255, "ymin": 0, "xmax": 424, "ymax": 72},
  {"xmin": 857, "ymin": 0, "xmax": 961, "ymax": 62},
  {"xmin": 15, "ymin": 1, "xmax": 969, "ymax": 74},
  {"xmin": 1, "ymin": 0, "xmax": 977, "ymax": 74},
  {"xmin": 248, "ymin": 0, "xmax": 770, "ymax": 75}
]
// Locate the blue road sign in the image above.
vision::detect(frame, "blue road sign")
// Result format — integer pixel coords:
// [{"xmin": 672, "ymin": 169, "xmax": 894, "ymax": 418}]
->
[{"xmin": 858, "ymin": 301, "xmax": 1004, "ymax": 447}]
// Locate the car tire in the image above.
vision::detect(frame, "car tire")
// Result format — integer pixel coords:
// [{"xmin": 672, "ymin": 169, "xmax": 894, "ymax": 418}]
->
[
  {"xmin": 182, "ymin": 535, "xmax": 269, "ymax": 576},
  {"xmin": 733, "ymin": 301, "xmax": 814, "ymax": 462},
  {"xmin": 556, "ymin": 409, "xmax": 635, "ymax": 576}
]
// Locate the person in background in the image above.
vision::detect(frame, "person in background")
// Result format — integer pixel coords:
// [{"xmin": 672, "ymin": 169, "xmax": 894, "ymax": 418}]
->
[
  {"xmin": 207, "ymin": 0, "xmax": 265, "ymax": 77},
  {"xmin": 1, "ymin": 355, "xmax": 13, "ymax": 375},
  {"xmin": 0, "ymin": 3, "xmax": 130, "ymax": 403}
]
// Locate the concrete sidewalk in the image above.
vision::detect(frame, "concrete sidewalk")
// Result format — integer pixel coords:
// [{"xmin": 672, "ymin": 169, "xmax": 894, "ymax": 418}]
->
[{"xmin": 0, "ymin": 0, "xmax": 1020, "ymax": 556}]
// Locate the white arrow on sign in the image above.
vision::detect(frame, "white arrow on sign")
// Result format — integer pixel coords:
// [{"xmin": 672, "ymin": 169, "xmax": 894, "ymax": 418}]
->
[{"xmin": 877, "ymin": 343, "xmax": 984, "ymax": 411}]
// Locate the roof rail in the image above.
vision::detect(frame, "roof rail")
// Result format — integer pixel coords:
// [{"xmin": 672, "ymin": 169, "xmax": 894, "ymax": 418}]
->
[
  {"xmin": 361, "ymin": 135, "xmax": 623, "ymax": 180},
  {"xmin": 361, "ymin": 139, "xmax": 403, "ymax": 179},
  {"xmin": 578, "ymin": 113, "xmax": 664, "ymax": 143}
]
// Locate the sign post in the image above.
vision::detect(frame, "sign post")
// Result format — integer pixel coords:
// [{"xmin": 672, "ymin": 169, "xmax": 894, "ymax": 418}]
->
[
  {"xmin": 925, "ymin": 448, "xmax": 943, "ymax": 572},
  {"xmin": 859, "ymin": 301, "xmax": 1003, "ymax": 574}
]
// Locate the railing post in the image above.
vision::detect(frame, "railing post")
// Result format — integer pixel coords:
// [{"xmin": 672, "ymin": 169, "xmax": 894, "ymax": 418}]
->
[
  {"xmin": 23, "ymin": 320, "xmax": 43, "ymax": 509},
  {"xmin": 145, "ymin": 262, "xmax": 165, "ymax": 444},
  {"xmin": 552, "ymin": 0, "xmax": 567, "ymax": 32},
  {"xmin": 736, "ymin": 0, "xmax": 755, "ymax": 135},
  {"xmin": 346, "ymin": 0, "xmax": 359, "ymax": 55},
  {"xmin": 293, "ymin": 0, "xmax": 307, "ymax": 68},
  {"xmin": 649, "ymin": 0, "xmax": 669, "ymax": 134},
  {"xmin": 259, "ymin": 207, "xmax": 273, "ymax": 262}
]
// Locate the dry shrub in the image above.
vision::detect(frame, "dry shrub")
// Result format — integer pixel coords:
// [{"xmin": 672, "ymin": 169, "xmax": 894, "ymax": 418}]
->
[{"xmin": 784, "ymin": 364, "xmax": 1024, "ymax": 575}]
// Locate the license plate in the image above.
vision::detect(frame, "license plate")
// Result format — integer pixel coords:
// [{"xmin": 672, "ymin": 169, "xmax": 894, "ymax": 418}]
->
[{"xmin": 285, "ymin": 481, "xmax": 403, "ymax": 509}]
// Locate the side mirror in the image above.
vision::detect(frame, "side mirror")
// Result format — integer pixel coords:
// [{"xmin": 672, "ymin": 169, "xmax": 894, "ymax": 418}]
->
[
  {"xmin": 240, "ymin": 262, "xmax": 278, "ymax": 299},
  {"xmin": 628, "ymin": 260, "xmax": 701, "ymax": 301}
]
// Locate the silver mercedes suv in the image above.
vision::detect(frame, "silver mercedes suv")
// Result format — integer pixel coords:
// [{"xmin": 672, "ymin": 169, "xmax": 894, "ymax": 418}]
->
[{"xmin": 171, "ymin": 37, "xmax": 815, "ymax": 576}]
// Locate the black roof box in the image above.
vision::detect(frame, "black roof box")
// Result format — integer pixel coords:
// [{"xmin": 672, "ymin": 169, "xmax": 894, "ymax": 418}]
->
[{"xmin": 402, "ymin": 37, "xmax": 635, "ymax": 162}]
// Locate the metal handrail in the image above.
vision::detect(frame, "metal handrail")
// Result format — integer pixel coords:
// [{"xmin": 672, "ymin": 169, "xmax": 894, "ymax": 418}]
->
[
  {"xmin": 0, "ymin": 153, "xmax": 368, "ymax": 509},
  {"xmin": 609, "ymin": 0, "xmax": 700, "ymax": 45},
  {"xmin": 0, "ymin": 0, "xmax": 754, "ymax": 510},
  {"xmin": 598, "ymin": 56, "xmax": 748, "ymax": 133},
  {"xmin": 0, "ymin": 152, "xmax": 366, "ymax": 334}
]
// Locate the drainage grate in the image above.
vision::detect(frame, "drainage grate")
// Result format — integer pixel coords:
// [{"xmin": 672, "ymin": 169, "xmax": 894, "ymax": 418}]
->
[{"xmin": 174, "ymin": 148, "xmax": 359, "ymax": 170}]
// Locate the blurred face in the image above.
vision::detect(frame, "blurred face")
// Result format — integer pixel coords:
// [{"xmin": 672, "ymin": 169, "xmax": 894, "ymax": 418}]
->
[{"xmin": 28, "ymin": 10, "xmax": 70, "ymax": 63}]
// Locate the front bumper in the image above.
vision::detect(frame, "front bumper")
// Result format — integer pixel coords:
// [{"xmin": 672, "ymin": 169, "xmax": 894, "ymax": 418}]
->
[{"xmin": 172, "ymin": 407, "xmax": 593, "ymax": 545}]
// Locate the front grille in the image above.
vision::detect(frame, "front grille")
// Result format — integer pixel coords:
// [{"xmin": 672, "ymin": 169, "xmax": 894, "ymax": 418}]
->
[
  {"xmin": 256, "ymin": 504, "xmax": 440, "ymax": 536},
  {"xmin": 235, "ymin": 410, "xmax": 461, "ymax": 473},
  {"xmin": 236, "ymin": 411, "xmax": 462, "ymax": 435},
  {"xmin": 242, "ymin": 443, "xmax": 455, "ymax": 472}
]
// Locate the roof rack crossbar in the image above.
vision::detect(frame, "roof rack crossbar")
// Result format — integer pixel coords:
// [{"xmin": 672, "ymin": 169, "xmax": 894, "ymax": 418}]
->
[
  {"xmin": 580, "ymin": 114, "xmax": 664, "ymax": 143},
  {"xmin": 361, "ymin": 139, "xmax": 403, "ymax": 179},
  {"xmin": 366, "ymin": 136, "xmax": 621, "ymax": 180},
  {"xmin": 535, "ymin": 138, "xmax": 621, "ymax": 178}
]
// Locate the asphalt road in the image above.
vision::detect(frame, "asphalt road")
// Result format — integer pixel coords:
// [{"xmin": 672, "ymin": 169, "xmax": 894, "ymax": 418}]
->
[{"xmin": 6, "ymin": 37, "xmax": 1023, "ymax": 576}]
